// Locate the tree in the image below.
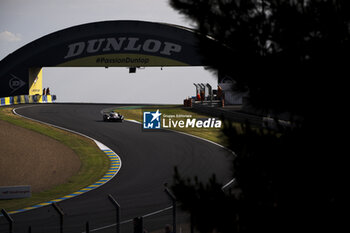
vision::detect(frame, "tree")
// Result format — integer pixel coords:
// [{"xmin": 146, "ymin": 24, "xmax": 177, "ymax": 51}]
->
[
  {"xmin": 172, "ymin": 122, "xmax": 343, "ymax": 232},
  {"xmin": 170, "ymin": 0, "xmax": 349, "ymax": 117},
  {"xmin": 169, "ymin": 0, "xmax": 344, "ymax": 232}
]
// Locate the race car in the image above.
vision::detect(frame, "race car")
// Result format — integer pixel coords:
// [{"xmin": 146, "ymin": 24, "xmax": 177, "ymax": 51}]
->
[{"xmin": 103, "ymin": 111, "xmax": 124, "ymax": 122}]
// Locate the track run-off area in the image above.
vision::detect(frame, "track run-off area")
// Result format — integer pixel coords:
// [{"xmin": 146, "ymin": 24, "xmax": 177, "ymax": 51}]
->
[{"xmin": 1, "ymin": 104, "xmax": 233, "ymax": 233}]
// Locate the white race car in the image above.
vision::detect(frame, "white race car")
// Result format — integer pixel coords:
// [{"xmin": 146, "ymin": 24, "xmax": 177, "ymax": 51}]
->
[{"xmin": 103, "ymin": 111, "xmax": 124, "ymax": 122}]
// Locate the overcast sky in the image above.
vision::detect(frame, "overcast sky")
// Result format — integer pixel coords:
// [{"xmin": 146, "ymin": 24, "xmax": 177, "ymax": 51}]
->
[{"xmin": 0, "ymin": 0, "xmax": 218, "ymax": 104}]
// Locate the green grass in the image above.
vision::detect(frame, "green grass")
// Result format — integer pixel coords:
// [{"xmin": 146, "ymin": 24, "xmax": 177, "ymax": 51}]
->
[
  {"xmin": 115, "ymin": 105, "xmax": 243, "ymax": 147},
  {"xmin": 0, "ymin": 107, "xmax": 109, "ymax": 211}
]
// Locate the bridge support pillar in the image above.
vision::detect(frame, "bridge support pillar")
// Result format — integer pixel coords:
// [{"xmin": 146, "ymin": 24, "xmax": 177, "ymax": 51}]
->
[{"xmin": 28, "ymin": 67, "xmax": 42, "ymax": 96}]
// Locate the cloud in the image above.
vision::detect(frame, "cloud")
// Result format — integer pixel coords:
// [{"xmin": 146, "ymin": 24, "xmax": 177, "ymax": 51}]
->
[{"xmin": 0, "ymin": 31, "xmax": 22, "ymax": 42}]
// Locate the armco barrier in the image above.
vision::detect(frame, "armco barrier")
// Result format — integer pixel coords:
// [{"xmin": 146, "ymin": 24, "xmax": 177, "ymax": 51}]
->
[{"xmin": 0, "ymin": 95, "xmax": 56, "ymax": 106}]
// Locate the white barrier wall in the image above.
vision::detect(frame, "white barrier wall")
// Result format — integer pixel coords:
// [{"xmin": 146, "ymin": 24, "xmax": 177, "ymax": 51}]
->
[{"xmin": 0, "ymin": 185, "xmax": 31, "ymax": 199}]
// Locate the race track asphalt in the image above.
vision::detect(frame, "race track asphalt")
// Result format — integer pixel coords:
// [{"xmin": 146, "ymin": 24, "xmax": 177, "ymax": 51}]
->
[{"xmin": 0, "ymin": 104, "xmax": 233, "ymax": 233}]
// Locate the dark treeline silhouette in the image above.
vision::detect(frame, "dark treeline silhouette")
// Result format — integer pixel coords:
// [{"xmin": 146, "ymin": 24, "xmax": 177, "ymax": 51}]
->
[
  {"xmin": 169, "ymin": 0, "xmax": 345, "ymax": 232},
  {"xmin": 171, "ymin": 0, "xmax": 348, "ymax": 116}
]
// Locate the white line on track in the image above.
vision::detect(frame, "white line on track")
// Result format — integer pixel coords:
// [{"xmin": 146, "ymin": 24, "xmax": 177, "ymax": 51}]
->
[
  {"xmin": 124, "ymin": 118, "xmax": 237, "ymax": 188},
  {"xmin": 10, "ymin": 105, "xmax": 122, "ymax": 214}
]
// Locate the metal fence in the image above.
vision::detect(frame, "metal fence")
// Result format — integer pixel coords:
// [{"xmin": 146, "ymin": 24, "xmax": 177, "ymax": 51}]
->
[{"xmin": 0, "ymin": 189, "xmax": 195, "ymax": 233}]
